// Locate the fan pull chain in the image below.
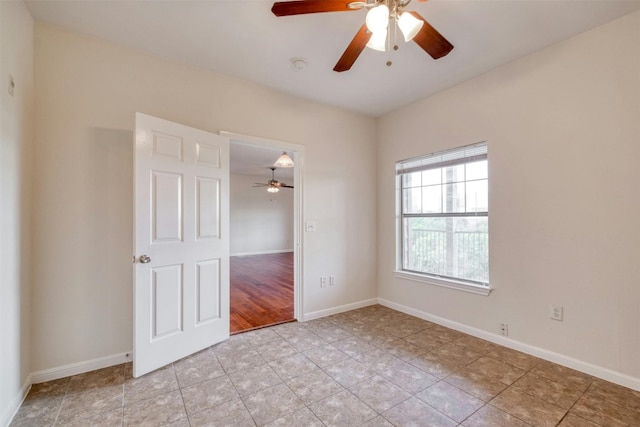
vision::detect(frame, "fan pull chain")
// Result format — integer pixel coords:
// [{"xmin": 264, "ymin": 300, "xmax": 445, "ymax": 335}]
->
[{"xmin": 387, "ymin": 0, "xmax": 398, "ymax": 67}]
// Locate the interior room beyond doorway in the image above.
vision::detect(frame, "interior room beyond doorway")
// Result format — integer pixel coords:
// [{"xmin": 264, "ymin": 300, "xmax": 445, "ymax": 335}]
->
[{"xmin": 229, "ymin": 141, "xmax": 298, "ymax": 333}]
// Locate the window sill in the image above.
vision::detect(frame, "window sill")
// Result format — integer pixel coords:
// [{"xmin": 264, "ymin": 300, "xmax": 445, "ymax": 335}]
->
[{"xmin": 394, "ymin": 271, "xmax": 492, "ymax": 296}]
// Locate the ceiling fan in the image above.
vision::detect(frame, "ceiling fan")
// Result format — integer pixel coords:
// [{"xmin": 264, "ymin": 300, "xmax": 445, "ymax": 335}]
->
[
  {"xmin": 253, "ymin": 167, "xmax": 294, "ymax": 193},
  {"xmin": 271, "ymin": 0, "xmax": 454, "ymax": 72}
]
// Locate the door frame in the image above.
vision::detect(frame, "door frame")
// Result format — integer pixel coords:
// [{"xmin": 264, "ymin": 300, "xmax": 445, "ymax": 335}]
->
[{"xmin": 221, "ymin": 131, "xmax": 304, "ymax": 321}]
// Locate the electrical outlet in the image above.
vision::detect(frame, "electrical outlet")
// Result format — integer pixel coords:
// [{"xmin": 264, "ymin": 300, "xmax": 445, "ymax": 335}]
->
[
  {"xmin": 329, "ymin": 276, "xmax": 336, "ymax": 286},
  {"xmin": 499, "ymin": 323, "xmax": 509, "ymax": 336},
  {"xmin": 549, "ymin": 305, "xmax": 563, "ymax": 321},
  {"xmin": 320, "ymin": 276, "xmax": 327, "ymax": 288}
]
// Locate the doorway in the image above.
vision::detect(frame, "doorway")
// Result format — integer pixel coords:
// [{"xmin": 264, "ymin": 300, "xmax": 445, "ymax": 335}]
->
[{"xmin": 225, "ymin": 133, "xmax": 303, "ymax": 333}]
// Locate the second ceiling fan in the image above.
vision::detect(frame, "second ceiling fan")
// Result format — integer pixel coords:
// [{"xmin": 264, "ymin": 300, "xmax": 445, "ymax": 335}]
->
[
  {"xmin": 254, "ymin": 167, "xmax": 294, "ymax": 193},
  {"xmin": 271, "ymin": 0, "xmax": 454, "ymax": 72}
]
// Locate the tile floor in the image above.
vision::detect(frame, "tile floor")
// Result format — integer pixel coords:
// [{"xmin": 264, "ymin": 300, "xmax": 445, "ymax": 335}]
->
[{"xmin": 11, "ymin": 305, "xmax": 640, "ymax": 426}]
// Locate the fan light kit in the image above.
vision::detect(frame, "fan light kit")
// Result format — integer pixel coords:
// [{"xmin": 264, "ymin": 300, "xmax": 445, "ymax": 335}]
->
[
  {"xmin": 274, "ymin": 151, "xmax": 294, "ymax": 168},
  {"xmin": 271, "ymin": 0, "xmax": 453, "ymax": 72}
]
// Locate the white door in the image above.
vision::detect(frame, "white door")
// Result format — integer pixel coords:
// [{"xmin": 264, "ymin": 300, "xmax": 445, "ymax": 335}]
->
[{"xmin": 133, "ymin": 113, "xmax": 229, "ymax": 377}]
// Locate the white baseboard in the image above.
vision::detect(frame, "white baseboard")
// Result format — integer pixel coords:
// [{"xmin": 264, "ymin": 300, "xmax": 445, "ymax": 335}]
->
[
  {"xmin": 30, "ymin": 352, "xmax": 133, "ymax": 384},
  {"xmin": 302, "ymin": 298, "xmax": 378, "ymax": 322},
  {"xmin": 231, "ymin": 249, "xmax": 293, "ymax": 257},
  {"xmin": 1, "ymin": 374, "xmax": 32, "ymax": 427},
  {"xmin": 378, "ymin": 298, "xmax": 640, "ymax": 392}
]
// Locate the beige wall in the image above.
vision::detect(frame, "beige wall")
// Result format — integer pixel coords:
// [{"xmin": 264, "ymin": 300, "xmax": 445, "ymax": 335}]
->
[
  {"xmin": 377, "ymin": 11, "xmax": 640, "ymax": 379},
  {"xmin": 32, "ymin": 24, "xmax": 377, "ymax": 372},
  {"xmin": 0, "ymin": 0, "xmax": 34, "ymax": 423},
  {"xmin": 230, "ymin": 173, "xmax": 294, "ymax": 256}
]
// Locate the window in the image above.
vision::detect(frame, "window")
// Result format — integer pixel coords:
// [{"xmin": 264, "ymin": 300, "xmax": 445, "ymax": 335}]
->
[{"xmin": 396, "ymin": 143, "xmax": 489, "ymax": 292}]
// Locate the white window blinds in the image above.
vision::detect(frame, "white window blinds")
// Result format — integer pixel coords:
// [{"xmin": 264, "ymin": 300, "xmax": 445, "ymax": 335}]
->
[{"xmin": 396, "ymin": 142, "xmax": 487, "ymax": 175}]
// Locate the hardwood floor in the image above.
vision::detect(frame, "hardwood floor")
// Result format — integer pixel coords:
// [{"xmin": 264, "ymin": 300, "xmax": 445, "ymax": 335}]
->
[{"xmin": 230, "ymin": 252, "xmax": 294, "ymax": 333}]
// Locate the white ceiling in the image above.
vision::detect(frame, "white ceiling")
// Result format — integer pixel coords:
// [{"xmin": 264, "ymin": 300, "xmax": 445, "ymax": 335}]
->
[
  {"xmin": 230, "ymin": 143, "xmax": 295, "ymax": 181},
  {"xmin": 25, "ymin": 0, "xmax": 640, "ymax": 117}
]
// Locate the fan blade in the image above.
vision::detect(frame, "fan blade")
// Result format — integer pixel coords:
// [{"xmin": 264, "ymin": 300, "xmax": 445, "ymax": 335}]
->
[
  {"xmin": 281, "ymin": 185, "xmax": 295, "ymax": 188},
  {"xmin": 409, "ymin": 11, "xmax": 453, "ymax": 59},
  {"xmin": 272, "ymin": 0, "xmax": 357, "ymax": 16},
  {"xmin": 253, "ymin": 183, "xmax": 268, "ymax": 187},
  {"xmin": 333, "ymin": 24, "xmax": 371, "ymax": 72}
]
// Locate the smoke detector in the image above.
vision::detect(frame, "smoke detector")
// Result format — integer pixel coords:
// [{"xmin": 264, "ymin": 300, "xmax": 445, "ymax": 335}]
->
[{"xmin": 290, "ymin": 58, "xmax": 308, "ymax": 71}]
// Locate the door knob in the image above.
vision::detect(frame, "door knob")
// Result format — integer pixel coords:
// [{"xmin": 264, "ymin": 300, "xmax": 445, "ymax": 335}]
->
[{"xmin": 139, "ymin": 255, "xmax": 151, "ymax": 264}]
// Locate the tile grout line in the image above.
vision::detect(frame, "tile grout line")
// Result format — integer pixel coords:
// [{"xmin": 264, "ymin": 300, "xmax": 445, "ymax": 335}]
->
[
  {"xmin": 119, "ymin": 382, "xmax": 125, "ymax": 427},
  {"xmin": 247, "ymin": 327, "xmax": 383, "ymax": 425},
  {"xmin": 434, "ymin": 343, "xmax": 498, "ymax": 425},
  {"xmin": 227, "ymin": 360, "xmax": 260, "ymax": 427},
  {"xmin": 256, "ymin": 328, "xmax": 335, "ymax": 426},
  {"xmin": 120, "ymin": 363, "xmax": 125, "ymax": 427},
  {"xmin": 557, "ymin": 380, "xmax": 601, "ymax": 427},
  {"xmin": 175, "ymin": 358, "xmax": 194, "ymax": 427},
  {"xmin": 453, "ymin": 358, "xmax": 536, "ymax": 427},
  {"xmin": 503, "ymin": 359, "xmax": 593, "ymax": 426},
  {"xmin": 50, "ymin": 377, "xmax": 71, "ymax": 427}
]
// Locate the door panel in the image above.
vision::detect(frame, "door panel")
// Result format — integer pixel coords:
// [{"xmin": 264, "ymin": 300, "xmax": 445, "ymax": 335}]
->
[
  {"xmin": 152, "ymin": 131, "xmax": 183, "ymax": 160},
  {"xmin": 196, "ymin": 177, "xmax": 220, "ymax": 239},
  {"xmin": 151, "ymin": 264, "xmax": 183, "ymax": 339},
  {"xmin": 152, "ymin": 171, "xmax": 183, "ymax": 242},
  {"xmin": 134, "ymin": 113, "xmax": 229, "ymax": 377},
  {"xmin": 196, "ymin": 142, "xmax": 220, "ymax": 167},
  {"xmin": 196, "ymin": 259, "xmax": 221, "ymax": 324}
]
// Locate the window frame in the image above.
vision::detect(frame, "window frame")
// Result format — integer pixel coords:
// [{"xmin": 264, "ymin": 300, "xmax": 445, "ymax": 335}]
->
[{"xmin": 394, "ymin": 142, "xmax": 492, "ymax": 296}]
